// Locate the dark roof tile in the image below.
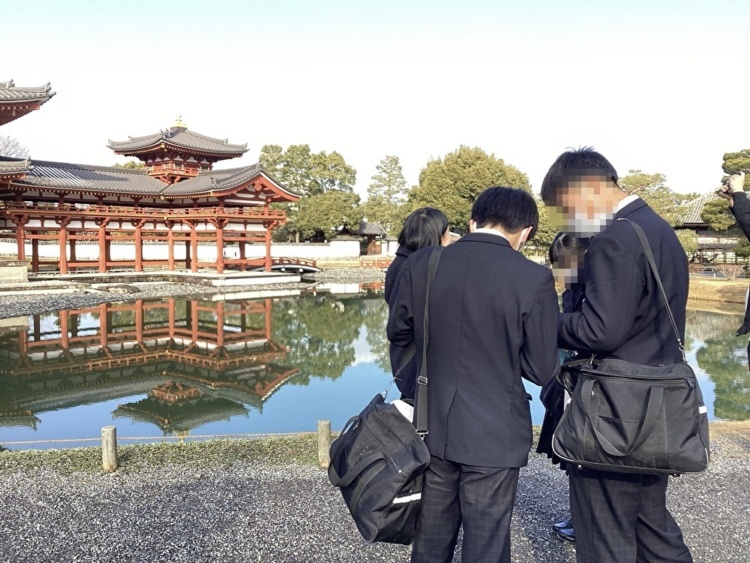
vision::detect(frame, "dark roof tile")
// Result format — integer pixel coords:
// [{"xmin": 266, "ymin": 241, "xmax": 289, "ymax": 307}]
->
[
  {"xmin": 108, "ymin": 127, "xmax": 247, "ymax": 156},
  {"xmin": 0, "ymin": 80, "xmax": 55, "ymax": 104}
]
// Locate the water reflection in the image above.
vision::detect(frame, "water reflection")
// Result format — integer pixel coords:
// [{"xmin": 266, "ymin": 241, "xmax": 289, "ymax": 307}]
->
[
  {"xmin": 0, "ymin": 292, "xmax": 748, "ymax": 449},
  {"xmin": 686, "ymin": 308, "xmax": 750, "ymax": 420}
]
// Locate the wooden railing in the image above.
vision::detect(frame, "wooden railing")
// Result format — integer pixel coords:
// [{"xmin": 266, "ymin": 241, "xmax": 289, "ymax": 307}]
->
[{"xmin": 0, "ymin": 201, "xmax": 286, "ymax": 221}]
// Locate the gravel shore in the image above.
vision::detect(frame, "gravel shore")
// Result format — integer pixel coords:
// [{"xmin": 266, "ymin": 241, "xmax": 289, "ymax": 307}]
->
[
  {"xmin": 0, "ymin": 424, "xmax": 747, "ymax": 562},
  {"xmin": 0, "ymin": 268, "xmax": 386, "ymax": 320}
]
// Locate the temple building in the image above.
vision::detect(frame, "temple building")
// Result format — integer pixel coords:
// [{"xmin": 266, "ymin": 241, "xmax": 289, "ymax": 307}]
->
[
  {"xmin": 0, "ymin": 81, "xmax": 298, "ymax": 273},
  {"xmin": 0, "ymin": 298, "xmax": 300, "ymax": 433}
]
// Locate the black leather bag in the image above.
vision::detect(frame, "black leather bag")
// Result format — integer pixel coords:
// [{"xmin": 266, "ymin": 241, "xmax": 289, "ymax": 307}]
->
[
  {"xmin": 328, "ymin": 247, "xmax": 443, "ymax": 544},
  {"xmin": 552, "ymin": 220, "xmax": 710, "ymax": 475}
]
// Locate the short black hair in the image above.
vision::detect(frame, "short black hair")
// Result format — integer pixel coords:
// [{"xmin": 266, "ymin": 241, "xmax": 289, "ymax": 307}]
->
[
  {"xmin": 548, "ymin": 232, "xmax": 592, "ymax": 265},
  {"xmin": 540, "ymin": 147, "xmax": 619, "ymax": 206},
  {"xmin": 397, "ymin": 207, "xmax": 449, "ymax": 252},
  {"xmin": 471, "ymin": 186, "xmax": 538, "ymax": 238}
]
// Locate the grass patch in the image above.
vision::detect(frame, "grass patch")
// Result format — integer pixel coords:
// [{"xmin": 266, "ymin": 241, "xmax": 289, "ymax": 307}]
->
[
  {"xmin": 0, "ymin": 435, "xmax": 320, "ymax": 475},
  {"xmin": 688, "ymin": 279, "xmax": 747, "ymax": 304}
]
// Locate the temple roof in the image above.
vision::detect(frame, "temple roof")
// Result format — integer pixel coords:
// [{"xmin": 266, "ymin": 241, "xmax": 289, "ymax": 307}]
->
[
  {"xmin": 0, "ymin": 158, "xmax": 30, "ymax": 176},
  {"xmin": 681, "ymin": 192, "xmax": 720, "ymax": 227},
  {"xmin": 0, "ymin": 80, "xmax": 55, "ymax": 103},
  {"xmin": 351, "ymin": 221, "xmax": 387, "ymax": 237},
  {"xmin": 0, "ymin": 80, "xmax": 55, "ymax": 126},
  {"xmin": 1, "ymin": 156, "xmax": 298, "ymax": 201},
  {"xmin": 108, "ymin": 126, "xmax": 248, "ymax": 158}
]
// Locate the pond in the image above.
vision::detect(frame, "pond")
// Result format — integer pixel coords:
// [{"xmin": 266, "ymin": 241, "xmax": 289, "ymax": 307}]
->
[{"xmin": 0, "ymin": 292, "xmax": 748, "ymax": 449}]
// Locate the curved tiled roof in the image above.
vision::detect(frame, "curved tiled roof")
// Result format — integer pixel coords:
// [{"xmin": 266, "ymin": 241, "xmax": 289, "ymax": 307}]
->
[
  {"xmin": 21, "ymin": 159, "xmax": 164, "ymax": 194},
  {"xmin": 0, "ymin": 158, "xmax": 31, "ymax": 176},
  {"xmin": 0, "ymin": 80, "xmax": 55, "ymax": 126},
  {"xmin": 0, "ymin": 80, "xmax": 55, "ymax": 103},
  {"xmin": 682, "ymin": 192, "xmax": 720, "ymax": 226},
  {"xmin": 108, "ymin": 126, "xmax": 248, "ymax": 157},
  {"xmin": 8, "ymin": 158, "xmax": 298, "ymax": 201}
]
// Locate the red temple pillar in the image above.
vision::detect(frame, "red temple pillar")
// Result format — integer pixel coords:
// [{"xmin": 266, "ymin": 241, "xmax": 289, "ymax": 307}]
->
[
  {"xmin": 135, "ymin": 299, "xmax": 144, "ymax": 343},
  {"xmin": 134, "ymin": 221, "xmax": 144, "ymax": 272},
  {"xmin": 168, "ymin": 298, "xmax": 175, "ymax": 339},
  {"xmin": 216, "ymin": 301, "xmax": 225, "ymax": 348},
  {"xmin": 264, "ymin": 222, "xmax": 272, "ymax": 272},
  {"xmin": 190, "ymin": 223, "xmax": 198, "ymax": 273},
  {"xmin": 15, "ymin": 218, "xmax": 27, "ymax": 261},
  {"xmin": 167, "ymin": 225, "xmax": 175, "ymax": 271},
  {"xmin": 99, "ymin": 303, "xmax": 108, "ymax": 349},
  {"xmin": 216, "ymin": 228, "xmax": 224, "ymax": 273},
  {"xmin": 97, "ymin": 219, "xmax": 108, "ymax": 273},
  {"xmin": 60, "ymin": 310, "xmax": 70, "ymax": 350},
  {"xmin": 57, "ymin": 219, "xmax": 70, "ymax": 274},
  {"xmin": 31, "ymin": 239, "xmax": 39, "ymax": 272}
]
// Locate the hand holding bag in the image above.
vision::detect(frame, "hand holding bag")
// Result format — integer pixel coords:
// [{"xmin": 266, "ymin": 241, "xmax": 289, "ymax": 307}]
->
[
  {"xmin": 328, "ymin": 247, "xmax": 443, "ymax": 544},
  {"xmin": 552, "ymin": 220, "xmax": 710, "ymax": 475}
]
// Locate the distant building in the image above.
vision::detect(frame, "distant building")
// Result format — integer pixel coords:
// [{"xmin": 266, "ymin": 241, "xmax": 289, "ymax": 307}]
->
[
  {"xmin": 0, "ymin": 82, "xmax": 298, "ymax": 274},
  {"xmin": 678, "ymin": 192, "xmax": 739, "ymax": 262}
]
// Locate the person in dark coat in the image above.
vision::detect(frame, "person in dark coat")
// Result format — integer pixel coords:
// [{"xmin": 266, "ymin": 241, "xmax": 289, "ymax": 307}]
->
[
  {"xmin": 718, "ymin": 171, "xmax": 750, "ymax": 365},
  {"xmin": 541, "ymin": 147, "xmax": 692, "ymax": 563},
  {"xmin": 536, "ymin": 232, "xmax": 590, "ymax": 543},
  {"xmin": 388, "ymin": 187, "xmax": 559, "ymax": 563},
  {"xmin": 384, "ymin": 207, "xmax": 450, "ymax": 398}
]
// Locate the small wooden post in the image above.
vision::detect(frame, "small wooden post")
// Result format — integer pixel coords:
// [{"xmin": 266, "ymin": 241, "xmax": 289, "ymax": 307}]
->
[
  {"xmin": 102, "ymin": 426, "xmax": 118, "ymax": 472},
  {"xmin": 317, "ymin": 420, "xmax": 332, "ymax": 469}
]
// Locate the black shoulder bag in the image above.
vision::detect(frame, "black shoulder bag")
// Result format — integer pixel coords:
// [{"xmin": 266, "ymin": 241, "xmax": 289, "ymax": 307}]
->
[
  {"xmin": 552, "ymin": 220, "xmax": 710, "ymax": 475},
  {"xmin": 328, "ymin": 247, "xmax": 443, "ymax": 544}
]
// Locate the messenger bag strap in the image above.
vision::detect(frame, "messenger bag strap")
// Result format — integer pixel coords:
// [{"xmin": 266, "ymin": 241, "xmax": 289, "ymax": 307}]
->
[
  {"xmin": 617, "ymin": 218, "xmax": 686, "ymax": 363},
  {"xmin": 415, "ymin": 246, "xmax": 445, "ymax": 437}
]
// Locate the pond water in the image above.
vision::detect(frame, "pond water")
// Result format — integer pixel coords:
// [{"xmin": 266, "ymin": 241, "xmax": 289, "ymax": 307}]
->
[{"xmin": 0, "ymin": 291, "xmax": 748, "ymax": 449}]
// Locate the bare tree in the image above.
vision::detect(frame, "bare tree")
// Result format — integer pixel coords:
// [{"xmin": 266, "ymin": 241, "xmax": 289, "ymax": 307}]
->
[
  {"xmin": 714, "ymin": 264, "xmax": 745, "ymax": 281},
  {"xmin": 0, "ymin": 135, "xmax": 30, "ymax": 158}
]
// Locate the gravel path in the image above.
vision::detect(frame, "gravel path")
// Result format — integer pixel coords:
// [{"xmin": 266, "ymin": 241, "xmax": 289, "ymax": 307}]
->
[{"xmin": 0, "ymin": 428, "xmax": 747, "ymax": 563}]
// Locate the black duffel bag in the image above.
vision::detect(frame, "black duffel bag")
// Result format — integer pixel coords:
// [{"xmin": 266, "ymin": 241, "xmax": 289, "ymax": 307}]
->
[
  {"xmin": 552, "ymin": 219, "xmax": 710, "ymax": 476},
  {"xmin": 552, "ymin": 357, "xmax": 709, "ymax": 475},
  {"xmin": 328, "ymin": 391, "xmax": 431, "ymax": 544},
  {"xmin": 328, "ymin": 247, "xmax": 443, "ymax": 544}
]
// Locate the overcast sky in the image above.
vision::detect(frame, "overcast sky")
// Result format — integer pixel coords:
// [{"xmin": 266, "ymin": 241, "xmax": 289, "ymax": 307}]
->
[{"xmin": 2, "ymin": 0, "xmax": 748, "ymax": 199}]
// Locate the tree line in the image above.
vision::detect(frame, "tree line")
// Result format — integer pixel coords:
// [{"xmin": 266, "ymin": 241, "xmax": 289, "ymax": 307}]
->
[{"xmin": 259, "ymin": 143, "xmax": 716, "ymax": 257}]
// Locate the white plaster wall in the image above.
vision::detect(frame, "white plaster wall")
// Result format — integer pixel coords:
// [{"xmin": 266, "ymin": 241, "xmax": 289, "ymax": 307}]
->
[{"xmin": 0, "ymin": 239, "xmax": 362, "ymax": 261}]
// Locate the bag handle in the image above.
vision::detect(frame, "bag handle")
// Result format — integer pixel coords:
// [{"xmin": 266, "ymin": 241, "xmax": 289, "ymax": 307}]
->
[
  {"xmin": 617, "ymin": 218, "xmax": 686, "ymax": 363},
  {"xmin": 415, "ymin": 246, "xmax": 444, "ymax": 437},
  {"xmin": 582, "ymin": 378, "xmax": 664, "ymax": 457},
  {"xmin": 328, "ymin": 451, "xmax": 386, "ymax": 488}
]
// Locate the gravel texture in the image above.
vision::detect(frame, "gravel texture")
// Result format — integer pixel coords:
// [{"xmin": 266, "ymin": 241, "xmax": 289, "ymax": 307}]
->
[
  {"xmin": 0, "ymin": 268, "xmax": 386, "ymax": 320},
  {"xmin": 308, "ymin": 268, "xmax": 386, "ymax": 283},
  {"xmin": 0, "ymin": 426, "xmax": 747, "ymax": 562}
]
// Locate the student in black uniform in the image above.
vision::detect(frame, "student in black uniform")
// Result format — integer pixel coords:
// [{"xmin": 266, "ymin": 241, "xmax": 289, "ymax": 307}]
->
[
  {"xmin": 537, "ymin": 232, "xmax": 590, "ymax": 543},
  {"xmin": 385, "ymin": 207, "xmax": 450, "ymax": 399},
  {"xmin": 541, "ymin": 147, "xmax": 692, "ymax": 563}
]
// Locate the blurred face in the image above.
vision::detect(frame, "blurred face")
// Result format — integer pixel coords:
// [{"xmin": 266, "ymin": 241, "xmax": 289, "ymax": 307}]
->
[
  {"xmin": 547, "ymin": 174, "xmax": 619, "ymax": 236},
  {"xmin": 552, "ymin": 252, "xmax": 583, "ymax": 289}
]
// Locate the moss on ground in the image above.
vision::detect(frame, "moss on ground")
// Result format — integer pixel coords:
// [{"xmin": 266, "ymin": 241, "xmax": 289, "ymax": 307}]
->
[
  {"xmin": 1, "ymin": 423, "xmax": 746, "ymax": 475},
  {"xmin": 0, "ymin": 434, "xmax": 320, "ymax": 475}
]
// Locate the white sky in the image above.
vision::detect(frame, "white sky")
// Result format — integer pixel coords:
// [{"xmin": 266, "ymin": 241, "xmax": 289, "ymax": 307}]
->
[{"xmin": 2, "ymin": 0, "xmax": 748, "ymax": 199}]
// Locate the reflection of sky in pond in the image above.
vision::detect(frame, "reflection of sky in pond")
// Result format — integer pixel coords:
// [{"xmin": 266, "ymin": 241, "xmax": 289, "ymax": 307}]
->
[{"xmin": 0, "ymin": 296, "xmax": 747, "ymax": 450}]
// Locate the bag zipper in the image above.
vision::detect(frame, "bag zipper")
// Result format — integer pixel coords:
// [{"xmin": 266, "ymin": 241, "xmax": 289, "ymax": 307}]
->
[{"xmin": 365, "ymin": 423, "xmax": 403, "ymax": 474}]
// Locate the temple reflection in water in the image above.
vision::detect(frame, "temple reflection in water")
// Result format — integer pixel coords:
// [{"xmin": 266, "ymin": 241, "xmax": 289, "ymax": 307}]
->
[{"xmin": 0, "ymin": 298, "xmax": 299, "ymax": 435}]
